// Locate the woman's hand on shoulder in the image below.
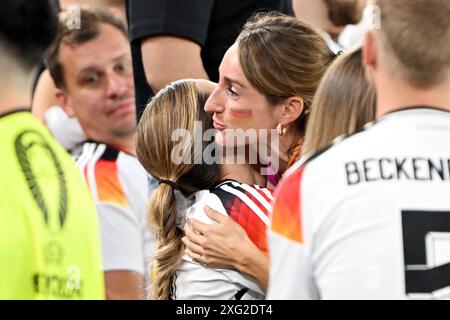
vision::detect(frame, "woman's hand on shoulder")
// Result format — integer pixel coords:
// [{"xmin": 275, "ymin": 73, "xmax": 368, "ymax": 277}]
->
[{"xmin": 182, "ymin": 205, "xmax": 249, "ymax": 270}]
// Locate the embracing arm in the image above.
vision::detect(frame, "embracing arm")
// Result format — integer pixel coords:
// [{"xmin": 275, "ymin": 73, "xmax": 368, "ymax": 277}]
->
[
  {"xmin": 141, "ymin": 36, "xmax": 209, "ymax": 93},
  {"xmin": 31, "ymin": 69, "xmax": 59, "ymax": 122},
  {"xmin": 236, "ymin": 236, "xmax": 269, "ymax": 290},
  {"xmin": 292, "ymin": 0, "xmax": 334, "ymax": 31},
  {"xmin": 292, "ymin": 0, "xmax": 346, "ymax": 37},
  {"xmin": 183, "ymin": 206, "xmax": 269, "ymax": 289}
]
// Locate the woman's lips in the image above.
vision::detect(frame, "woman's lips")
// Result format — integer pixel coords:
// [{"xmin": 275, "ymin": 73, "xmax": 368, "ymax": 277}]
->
[
  {"xmin": 213, "ymin": 120, "xmax": 227, "ymax": 130},
  {"xmin": 212, "ymin": 116, "xmax": 227, "ymax": 130}
]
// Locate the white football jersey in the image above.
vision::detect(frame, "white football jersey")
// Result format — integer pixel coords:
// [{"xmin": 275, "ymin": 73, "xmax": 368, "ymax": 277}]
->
[
  {"xmin": 268, "ymin": 107, "xmax": 450, "ymax": 300},
  {"xmin": 74, "ymin": 142, "xmax": 156, "ymax": 280},
  {"xmin": 174, "ymin": 180, "xmax": 273, "ymax": 300}
]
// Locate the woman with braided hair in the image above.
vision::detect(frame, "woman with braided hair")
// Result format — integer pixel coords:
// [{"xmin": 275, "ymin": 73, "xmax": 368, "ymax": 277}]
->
[{"xmin": 136, "ymin": 80, "xmax": 274, "ymax": 299}]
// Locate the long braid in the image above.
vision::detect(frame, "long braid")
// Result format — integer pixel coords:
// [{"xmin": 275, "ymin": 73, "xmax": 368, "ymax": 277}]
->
[
  {"xmin": 135, "ymin": 80, "xmax": 219, "ymax": 300},
  {"xmin": 147, "ymin": 184, "xmax": 184, "ymax": 299}
]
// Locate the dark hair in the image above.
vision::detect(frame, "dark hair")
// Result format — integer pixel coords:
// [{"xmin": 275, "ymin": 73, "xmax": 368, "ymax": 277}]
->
[
  {"xmin": 0, "ymin": 0, "xmax": 58, "ymax": 70},
  {"xmin": 45, "ymin": 7, "xmax": 127, "ymax": 89},
  {"xmin": 324, "ymin": 0, "xmax": 362, "ymax": 26}
]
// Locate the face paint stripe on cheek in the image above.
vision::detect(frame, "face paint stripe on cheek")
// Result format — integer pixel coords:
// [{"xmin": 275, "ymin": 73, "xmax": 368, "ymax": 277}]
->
[{"xmin": 227, "ymin": 108, "xmax": 253, "ymax": 122}]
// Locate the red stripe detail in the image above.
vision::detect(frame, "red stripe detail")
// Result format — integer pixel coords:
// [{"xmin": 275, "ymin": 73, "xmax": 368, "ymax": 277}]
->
[
  {"xmin": 227, "ymin": 187, "xmax": 275, "ymax": 254},
  {"xmin": 254, "ymin": 188, "xmax": 273, "ymax": 205},
  {"xmin": 243, "ymin": 190, "xmax": 268, "ymax": 220}
]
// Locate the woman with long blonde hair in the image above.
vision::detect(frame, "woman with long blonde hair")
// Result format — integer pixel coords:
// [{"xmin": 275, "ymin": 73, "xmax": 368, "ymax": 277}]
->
[{"xmin": 136, "ymin": 80, "xmax": 274, "ymax": 299}]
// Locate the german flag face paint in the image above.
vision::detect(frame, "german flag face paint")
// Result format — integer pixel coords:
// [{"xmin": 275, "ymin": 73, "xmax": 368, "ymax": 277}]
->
[{"xmin": 226, "ymin": 108, "xmax": 253, "ymax": 123}]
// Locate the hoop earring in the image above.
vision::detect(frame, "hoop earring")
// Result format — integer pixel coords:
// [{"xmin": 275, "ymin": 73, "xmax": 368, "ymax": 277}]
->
[{"xmin": 277, "ymin": 123, "xmax": 288, "ymax": 136}]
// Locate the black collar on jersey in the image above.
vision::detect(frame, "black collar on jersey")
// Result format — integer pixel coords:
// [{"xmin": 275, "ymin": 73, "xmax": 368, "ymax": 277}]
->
[
  {"xmin": 301, "ymin": 104, "xmax": 450, "ymax": 167},
  {"xmin": 0, "ymin": 108, "xmax": 30, "ymax": 119},
  {"xmin": 212, "ymin": 179, "xmax": 241, "ymax": 190},
  {"xmin": 82, "ymin": 139, "xmax": 138, "ymax": 159},
  {"xmin": 82, "ymin": 140, "xmax": 120, "ymax": 161}
]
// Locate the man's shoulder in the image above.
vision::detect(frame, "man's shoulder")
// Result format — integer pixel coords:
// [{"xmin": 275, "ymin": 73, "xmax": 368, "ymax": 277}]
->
[
  {"xmin": 302, "ymin": 107, "xmax": 450, "ymax": 171},
  {"xmin": 277, "ymin": 119, "xmax": 386, "ymax": 202},
  {"xmin": 74, "ymin": 142, "xmax": 117, "ymax": 174},
  {"xmin": 0, "ymin": 110, "xmax": 52, "ymax": 141},
  {"xmin": 74, "ymin": 141, "xmax": 140, "ymax": 166},
  {"xmin": 0, "ymin": 110, "xmax": 79, "ymax": 169},
  {"xmin": 75, "ymin": 142, "xmax": 146, "ymax": 207},
  {"xmin": 285, "ymin": 107, "xmax": 450, "ymax": 194},
  {"xmin": 305, "ymin": 120, "xmax": 381, "ymax": 167}
]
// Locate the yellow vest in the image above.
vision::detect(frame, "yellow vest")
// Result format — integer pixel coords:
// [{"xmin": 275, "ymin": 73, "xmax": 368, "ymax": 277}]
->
[{"xmin": 0, "ymin": 111, "xmax": 104, "ymax": 299}]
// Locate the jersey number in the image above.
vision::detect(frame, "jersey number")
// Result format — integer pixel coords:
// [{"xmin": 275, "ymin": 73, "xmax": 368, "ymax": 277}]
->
[{"xmin": 401, "ymin": 210, "xmax": 450, "ymax": 296}]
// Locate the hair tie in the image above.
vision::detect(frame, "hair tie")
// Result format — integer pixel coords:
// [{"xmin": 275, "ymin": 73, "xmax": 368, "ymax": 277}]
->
[{"xmin": 158, "ymin": 179, "xmax": 177, "ymax": 189}]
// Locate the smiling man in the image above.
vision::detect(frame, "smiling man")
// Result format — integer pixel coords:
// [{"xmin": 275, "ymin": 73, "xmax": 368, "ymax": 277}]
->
[{"xmin": 46, "ymin": 8, "xmax": 155, "ymax": 300}]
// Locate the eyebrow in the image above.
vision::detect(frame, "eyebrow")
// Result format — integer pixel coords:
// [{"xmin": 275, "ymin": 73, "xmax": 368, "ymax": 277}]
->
[
  {"xmin": 77, "ymin": 53, "xmax": 130, "ymax": 76},
  {"xmin": 224, "ymin": 76, "xmax": 247, "ymax": 89}
]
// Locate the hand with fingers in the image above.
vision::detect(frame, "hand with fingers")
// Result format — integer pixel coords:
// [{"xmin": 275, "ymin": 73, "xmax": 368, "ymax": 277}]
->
[{"xmin": 182, "ymin": 205, "xmax": 269, "ymax": 289}]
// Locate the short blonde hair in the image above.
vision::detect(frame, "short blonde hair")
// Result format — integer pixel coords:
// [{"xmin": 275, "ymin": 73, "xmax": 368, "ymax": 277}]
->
[{"xmin": 375, "ymin": 0, "xmax": 450, "ymax": 88}]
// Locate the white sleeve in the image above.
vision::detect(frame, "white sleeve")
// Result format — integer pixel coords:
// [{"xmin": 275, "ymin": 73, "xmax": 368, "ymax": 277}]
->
[
  {"xmin": 266, "ymin": 166, "xmax": 319, "ymax": 300},
  {"xmin": 44, "ymin": 106, "xmax": 86, "ymax": 151},
  {"xmin": 97, "ymin": 203, "xmax": 144, "ymax": 274},
  {"xmin": 177, "ymin": 190, "xmax": 265, "ymax": 299},
  {"xmin": 185, "ymin": 190, "xmax": 228, "ymax": 224},
  {"xmin": 267, "ymin": 232, "xmax": 317, "ymax": 299}
]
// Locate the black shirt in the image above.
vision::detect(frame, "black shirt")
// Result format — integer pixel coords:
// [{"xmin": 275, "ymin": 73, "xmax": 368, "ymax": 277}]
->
[{"xmin": 126, "ymin": 0, "xmax": 285, "ymax": 120}]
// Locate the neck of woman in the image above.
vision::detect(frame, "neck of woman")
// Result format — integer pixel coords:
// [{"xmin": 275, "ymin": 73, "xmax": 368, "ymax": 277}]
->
[
  {"xmin": 274, "ymin": 130, "xmax": 303, "ymax": 175},
  {"xmin": 219, "ymin": 162, "xmax": 266, "ymax": 186},
  {"xmin": 216, "ymin": 131, "xmax": 304, "ymax": 187}
]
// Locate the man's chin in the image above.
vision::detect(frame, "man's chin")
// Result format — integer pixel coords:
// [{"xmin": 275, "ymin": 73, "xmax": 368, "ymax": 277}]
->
[{"xmin": 113, "ymin": 124, "xmax": 137, "ymax": 137}]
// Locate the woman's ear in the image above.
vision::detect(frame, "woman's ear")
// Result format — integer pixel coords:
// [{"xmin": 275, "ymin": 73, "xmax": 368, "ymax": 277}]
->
[
  {"xmin": 363, "ymin": 29, "xmax": 377, "ymax": 69},
  {"xmin": 280, "ymin": 96, "xmax": 304, "ymax": 125},
  {"xmin": 363, "ymin": 29, "xmax": 377, "ymax": 87}
]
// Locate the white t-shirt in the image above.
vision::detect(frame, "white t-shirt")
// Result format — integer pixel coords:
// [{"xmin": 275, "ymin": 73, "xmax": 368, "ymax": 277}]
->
[
  {"xmin": 44, "ymin": 105, "xmax": 86, "ymax": 151},
  {"xmin": 268, "ymin": 107, "xmax": 450, "ymax": 300},
  {"xmin": 74, "ymin": 142, "xmax": 156, "ymax": 280},
  {"xmin": 174, "ymin": 180, "xmax": 274, "ymax": 300}
]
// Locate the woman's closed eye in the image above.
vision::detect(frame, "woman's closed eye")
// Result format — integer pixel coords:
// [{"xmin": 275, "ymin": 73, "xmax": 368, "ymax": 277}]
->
[{"xmin": 227, "ymin": 85, "xmax": 239, "ymax": 97}]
